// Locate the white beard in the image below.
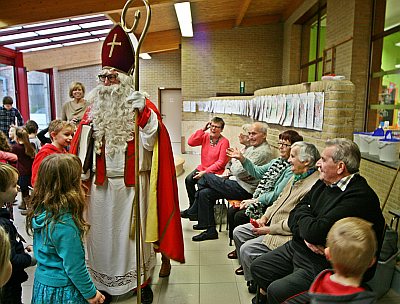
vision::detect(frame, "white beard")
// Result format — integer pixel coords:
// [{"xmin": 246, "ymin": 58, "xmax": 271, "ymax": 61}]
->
[{"xmin": 88, "ymin": 82, "xmax": 135, "ymax": 157}]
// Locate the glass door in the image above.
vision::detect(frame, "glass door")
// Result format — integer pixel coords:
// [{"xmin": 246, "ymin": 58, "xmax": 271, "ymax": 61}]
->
[{"xmin": 27, "ymin": 70, "xmax": 53, "ymax": 130}]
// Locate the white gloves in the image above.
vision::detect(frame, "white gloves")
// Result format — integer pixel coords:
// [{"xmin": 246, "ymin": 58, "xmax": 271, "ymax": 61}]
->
[{"xmin": 127, "ymin": 90, "xmax": 145, "ymax": 112}]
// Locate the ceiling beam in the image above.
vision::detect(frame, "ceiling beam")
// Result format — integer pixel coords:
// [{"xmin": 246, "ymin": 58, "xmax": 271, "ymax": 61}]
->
[
  {"xmin": 235, "ymin": 0, "xmax": 252, "ymax": 27},
  {"xmin": 282, "ymin": 0, "xmax": 305, "ymax": 21},
  {"xmin": 195, "ymin": 14, "xmax": 281, "ymax": 33}
]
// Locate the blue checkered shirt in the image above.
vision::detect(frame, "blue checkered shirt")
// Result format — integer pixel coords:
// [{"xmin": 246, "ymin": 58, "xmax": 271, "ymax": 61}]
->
[
  {"xmin": 0, "ymin": 106, "xmax": 24, "ymax": 136},
  {"xmin": 330, "ymin": 172, "xmax": 359, "ymax": 191}
]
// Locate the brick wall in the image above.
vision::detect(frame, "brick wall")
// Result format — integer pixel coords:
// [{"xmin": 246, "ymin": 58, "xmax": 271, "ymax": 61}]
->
[
  {"xmin": 181, "ymin": 24, "xmax": 284, "ymax": 100},
  {"xmin": 360, "ymin": 159, "xmax": 400, "ymax": 223}
]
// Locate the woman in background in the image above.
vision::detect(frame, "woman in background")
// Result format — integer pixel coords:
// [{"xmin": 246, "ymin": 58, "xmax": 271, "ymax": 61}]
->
[{"xmin": 61, "ymin": 82, "xmax": 89, "ymax": 126}]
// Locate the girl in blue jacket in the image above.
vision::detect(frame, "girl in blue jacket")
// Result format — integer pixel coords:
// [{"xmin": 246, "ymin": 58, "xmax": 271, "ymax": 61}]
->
[{"xmin": 26, "ymin": 154, "xmax": 104, "ymax": 304}]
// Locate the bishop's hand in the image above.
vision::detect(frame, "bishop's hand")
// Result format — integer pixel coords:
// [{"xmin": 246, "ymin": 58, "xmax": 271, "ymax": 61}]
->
[{"xmin": 127, "ymin": 90, "xmax": 145, "ymax": 112}]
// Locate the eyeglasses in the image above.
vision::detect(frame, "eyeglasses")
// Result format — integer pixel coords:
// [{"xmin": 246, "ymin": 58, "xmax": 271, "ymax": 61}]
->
[
  {"xmin": 210, "ymin": 125, "xmax": 222, "ymax": 129},
  {"xmin": 98, "ymin": 74, "xmax": 119, "ymax": 82},
  {"xmin": 278, "ymin": 142, "xmax": 291, "ymax": 148}
]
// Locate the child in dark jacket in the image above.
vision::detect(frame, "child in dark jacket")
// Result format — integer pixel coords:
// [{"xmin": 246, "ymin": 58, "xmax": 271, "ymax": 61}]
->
[{"xmin": 0, "ymin": 163, "xmax": 36, "ymax": 304}]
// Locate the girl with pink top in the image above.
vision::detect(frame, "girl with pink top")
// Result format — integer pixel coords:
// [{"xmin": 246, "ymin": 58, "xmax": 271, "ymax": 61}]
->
[{"xmin": 181, "ymin": 117, "xmax": 230, "ymax": 220}]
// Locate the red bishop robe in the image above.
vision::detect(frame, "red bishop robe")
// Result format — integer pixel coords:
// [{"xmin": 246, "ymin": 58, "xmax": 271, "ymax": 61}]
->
[{"xmin": 70, "ymin": 99, "xmax": 185, "ymax": 263}]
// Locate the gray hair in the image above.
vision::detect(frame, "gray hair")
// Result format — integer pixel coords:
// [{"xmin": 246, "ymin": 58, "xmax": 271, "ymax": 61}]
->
[
  {"xmin": 253, "ymin": 122, "xmax": 268, "ymax": 135},
  {"xmin": 291, "ymin": 141, "xmax": 320, "ymax": 168},
  {"xmin": 241, "ymin": 124, "xmax": 252, "ymax": 134},
  {"xmin": 325, "ymin": 138, "xmax": 360, "ymax": 173}
]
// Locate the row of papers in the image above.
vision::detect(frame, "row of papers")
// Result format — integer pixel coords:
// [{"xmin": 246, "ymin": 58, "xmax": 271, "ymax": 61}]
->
[{"xmin": 183, "ymin": 92, "xmax": 325, "ymax": 131}]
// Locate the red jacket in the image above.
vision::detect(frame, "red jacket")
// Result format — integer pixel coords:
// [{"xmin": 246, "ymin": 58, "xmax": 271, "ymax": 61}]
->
[{"xmin": 31, "ymin": 144, "xmax": 66, "ymax": 186}]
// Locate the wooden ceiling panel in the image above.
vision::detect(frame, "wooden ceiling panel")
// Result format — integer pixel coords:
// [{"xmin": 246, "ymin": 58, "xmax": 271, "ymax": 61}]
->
[{"xmin": 0, "ymin": 0, "xmax": 301, "ymax": 55}]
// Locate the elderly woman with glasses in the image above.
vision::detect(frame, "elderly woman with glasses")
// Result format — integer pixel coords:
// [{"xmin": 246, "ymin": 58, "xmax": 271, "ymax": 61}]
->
[
  {"xmin": 225, "ymin": 130, "xmax": 303, "ymax": 260},
  {"xmin": 180, "ymin": 117, "xmax": 230, "ymax": 220},
  {"xmin": 231, "ymin": 141, "xmax": 320, "ymax": 296}
]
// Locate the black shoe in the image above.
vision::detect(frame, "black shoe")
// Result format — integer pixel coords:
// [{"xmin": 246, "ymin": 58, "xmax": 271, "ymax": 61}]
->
[
  {"xmin": 248, "ymin": 280, "xmax": 257, "ymax": 294},
  {"xmin": 193, "ymin": 224, "xmax": 207, "ymax": 230},
  {"xmin": 180, "ymin": 209, "xmax": 198, "ymax": 221},
  {"xmin": 192, "ymin": 230, "xmax": 218, "ymax": 241},
  {"xmin": 99, "ymin": 290, "xmax": 112, "ymax": 304},
  {"xmin": 252, "ymin": 293, "xmax": 267, "ymax": 304},
  {"xmin": 141, "ymin": 285, "xmax": 153, "ymax": 304}
]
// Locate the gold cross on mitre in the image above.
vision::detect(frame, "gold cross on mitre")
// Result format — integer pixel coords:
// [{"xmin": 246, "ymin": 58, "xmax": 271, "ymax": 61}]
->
[{"xmin": 107, "ymin": 34, "xmax": 122, "ymax": 57}]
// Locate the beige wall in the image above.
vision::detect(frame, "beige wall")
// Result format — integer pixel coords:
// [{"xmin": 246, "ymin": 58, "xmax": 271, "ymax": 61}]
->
[{"xmin": 181, "ymin": 24, "xmax": 284, "ymax": 100}]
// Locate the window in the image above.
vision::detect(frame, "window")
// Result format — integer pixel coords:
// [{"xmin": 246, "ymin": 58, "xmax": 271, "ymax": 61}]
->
[
  {"xmin": 0, "ymin": 64, "xmax": 16, "ymax": 102},
  {"xmin": 27, "ymin": 70, "xmax": 53, "ymax": 130},
  {"xmin": 367, "ymin": 0, "xmax": 400, "ymax": 131},
  {"xmin": 299, "ymin": 2, "xmax": 327, "ymax": 82}
]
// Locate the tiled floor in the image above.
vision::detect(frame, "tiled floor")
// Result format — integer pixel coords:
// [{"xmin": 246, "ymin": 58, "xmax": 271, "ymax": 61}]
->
[{"xmin": 12, "ymin": 153, "xmax": 400, "ymax": 303}]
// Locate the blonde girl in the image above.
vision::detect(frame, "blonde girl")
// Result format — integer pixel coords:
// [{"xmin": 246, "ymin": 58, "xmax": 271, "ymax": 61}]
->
[
  {"xmin": 11, "ymin": 127, "xmax": 36, "ymax": 212},
  {"xmin": 26, "ymin": 154, "xmax": 104, "ymax": 304},
  {"xmin": 0, "ymin": 226, "xmax": 12, "ymax": 288}
]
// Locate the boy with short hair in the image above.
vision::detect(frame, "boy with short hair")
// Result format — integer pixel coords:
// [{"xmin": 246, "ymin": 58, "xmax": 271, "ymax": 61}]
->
[
  {"xmin": 0, "ymin": 96, "xmax": 24, "ymax": 138},
  {"xmin": 31, "ymin": 119, "xmax": 74, "ymax": 186},
  {"xmin": 308, "ymin": 217, "xmax": 378, "ymax": 303},
  {"xmin": 25, "ymin": 120, "xmax": 41, "ymax": 152}
]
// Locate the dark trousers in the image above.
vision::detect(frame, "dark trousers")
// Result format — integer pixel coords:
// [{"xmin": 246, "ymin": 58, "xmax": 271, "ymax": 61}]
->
[
  {"xmin": 227, "ymin": 207, "xmax": 250, "ymax": 239},
  {"xmin": 0, "ymin": 282, "xmax": 22, "ymax": 304},
  {"xmin": 250, "ymin": 241, "xmax": 317, "ymax": 304},
  {"xmin": 185, "ymin": 169, "xmax": 199, "ymax": 209},
  {"xmin": 196, "ymin": 173, "xmax": 252, "ymax": 229}
]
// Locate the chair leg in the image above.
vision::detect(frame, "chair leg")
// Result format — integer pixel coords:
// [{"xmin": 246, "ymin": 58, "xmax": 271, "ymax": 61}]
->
[
  {"xmin": 255, "ymin": 284, "xmax": 260, "ymax": 304},
  {"xmin": 219, "ymin": 202, "xmax": 223, "ymax": 232}
]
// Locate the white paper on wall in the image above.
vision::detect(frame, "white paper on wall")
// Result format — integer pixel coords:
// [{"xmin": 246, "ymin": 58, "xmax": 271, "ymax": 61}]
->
[
  {"xmin": 190, "ymin": 101, "xmax": 196, "ymax": 112},
  {"xmin": 314, "ymin": 92, "xmax": 324, "ymax": 131},
  {"xmin": 293, "ymin": 94, "xmax": 300, "ymax": 128},
  {"xmin": 282, "ymin": 94, "xmax": 293, "ymax": 126},
  {"xmin": 257, "ymin": 96, "xmax": 264, "ymax": 121},
  {"xmin": 298, "ymin": 93, "xmax": 308, "ymax": 128},
  {"xmin": 277, "ymin": 94, "xmax": 286, "ymax": 125},
  {"xmin": 197, "ymin": 101, "xmax": 206, "ymax": 112},
  {"xmin": 262, "ymin": 96, "xmax": 268, "ymax": 122},
  {"xmin": 306, "ymin": 92, "xmax": 315, "ymax": 129},
  {"xmin": 183, "ymin": 101, "xmax": 191, "ymax": 112},
  {"xmin": 269, "ymin": 96, "xmax": 277, "ymax": 124}
]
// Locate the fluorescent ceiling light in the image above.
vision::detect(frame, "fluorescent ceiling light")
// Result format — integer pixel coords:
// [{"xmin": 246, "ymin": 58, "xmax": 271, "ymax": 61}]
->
[
  {"xmin": 36, "ymin": 25, "xmax": 81, "ymax": 35},
  {"xmin": 0, "ymin": 26, "xmax": 22, "ymax": 33},
  {"xmin": 0, "ymin": 32, "xmax": 37, "ymax": 41},
  {"xmin": 23, "ymin": 19, "xmax": 69, "ymax": 28},
  {"xmin": 6, "ymin": 38, "xmax": 52, "ymax": 48},
  {"xmin": 395, "ymin": 42, "xmax": 400, "ymax": 47},
  {"xmin": 71, "ymin": 14, "xmax": 104, "ymax": 21},
  {"xmin": 395, "ymin": 64, "xmax": 400, "ymax": 68},
  {"xmin": 51, "ymin": 32, "xmax": 90, "ymax": 41},
  {"xmin": 63, "ymin": 38, "xmax": 100, "ymax": 46},
  {"xmin": 21, "ymin": 44, "xmax": 63, "ymax": 53},
  {"xmin": 174, "ymin": 2, "xmax": 193, "ymax": 37},
  {"xmin": 90, "ymin": 29, "xmax": 110, "ymax": 35},
  {"xmin": 80, "ymin": 20, "xmax": 113, "ymax": 28},
  {"xmin": 139, "ymin": 53, "xmax": 151, "ymax": 59}
]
